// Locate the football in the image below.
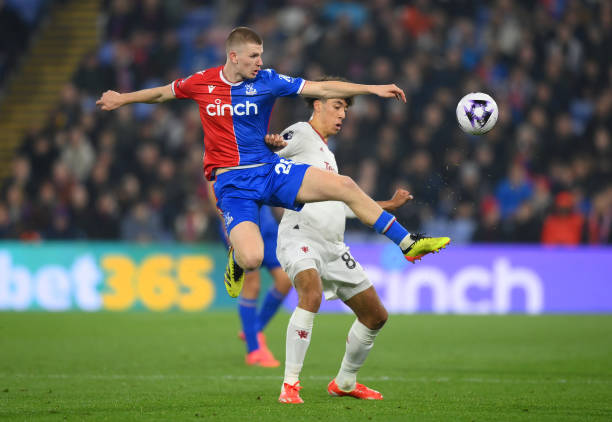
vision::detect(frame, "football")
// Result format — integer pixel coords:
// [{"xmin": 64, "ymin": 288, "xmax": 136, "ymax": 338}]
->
[{"xmin": 456, "ymin": 92, "xmax": 498, "ymax": 135}]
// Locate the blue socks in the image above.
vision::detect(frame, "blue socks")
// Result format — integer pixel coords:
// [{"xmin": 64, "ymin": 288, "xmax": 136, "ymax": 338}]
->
[
  {"xmin": 238, "ymin": 298, "xmax": 259, "ymax": 353},
  {"xmin": 373, "ymin": 211, "xmax": 409, "ymax": 245},
  {"xmin": 256, "ymin": 287, "xmax": 286, "ymax": 332},
  {"xmin": 239, "ymin": 288, "xmax": 288, "ymax": 353}
]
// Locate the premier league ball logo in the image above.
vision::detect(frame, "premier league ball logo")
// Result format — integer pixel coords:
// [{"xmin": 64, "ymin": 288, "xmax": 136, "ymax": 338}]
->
[
  {"xmin": 456, "ymin": 92, "xmax": 498, "ymax": 135},
  {"xmin": 464, "ymin": 99, "xmax": 493, "ymax": 129}
]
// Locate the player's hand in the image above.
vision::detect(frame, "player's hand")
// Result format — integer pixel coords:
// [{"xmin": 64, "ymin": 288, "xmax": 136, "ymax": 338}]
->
[
  {"xmin": 264, "ymin": 134, "xmax": 287, "ymax": 151},
  {"xmin": 96, "ymin": 90, "xmax": 124, "ymax": 111},
  {"xmin": 389, "ymin": 189, "xmax": 413, "ymax": 210},
  {"xmin": 370, "ymin": 84, "xmax": 406, "ymax": 103}
]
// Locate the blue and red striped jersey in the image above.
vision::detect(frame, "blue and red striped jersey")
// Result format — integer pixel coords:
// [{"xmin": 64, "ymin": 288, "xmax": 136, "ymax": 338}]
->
[{"xmin": 172, "ymin": 65, "xmax": 305, "ymax": 180}]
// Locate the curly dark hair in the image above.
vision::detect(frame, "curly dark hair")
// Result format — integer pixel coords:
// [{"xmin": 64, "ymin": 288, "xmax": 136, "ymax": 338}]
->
[{"xmin": 304, "ymin": 76, "xmax": 354, "ymax": 109}]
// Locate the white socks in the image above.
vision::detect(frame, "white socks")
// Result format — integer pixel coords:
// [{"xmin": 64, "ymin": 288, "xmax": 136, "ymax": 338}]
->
[
  {"xmin": 283, "ymin": 310, "xmax": 381, "ymax": 391},
  {"xmin": 283, "ymin": 307, "xmax": 315, "ymax": 385},
  {"xmin": 399, "ymin": 234, "xmax": 415, "ymax": 252},
  {"xmin": 335, "ymin": 319, "xmax": 380, "ymax": 391}
]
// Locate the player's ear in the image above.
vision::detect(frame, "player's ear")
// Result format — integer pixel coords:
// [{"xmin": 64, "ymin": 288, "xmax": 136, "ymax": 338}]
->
[{"xmin": 228, "ymin": 50, "xmax": 238, "ymax": 64}]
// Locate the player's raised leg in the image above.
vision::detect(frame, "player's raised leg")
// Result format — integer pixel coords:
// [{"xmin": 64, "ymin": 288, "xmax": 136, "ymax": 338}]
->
[
  {"xmin": 279, "ymin": 267, "xmax": 322, "ymax": 404},
  {"xmin": 295, "ymin": 166, "xmax": 450, "ymax": 262},
  {"xmin": 328, "ymin": 286, "xmax": 386, "ymax": 400}
]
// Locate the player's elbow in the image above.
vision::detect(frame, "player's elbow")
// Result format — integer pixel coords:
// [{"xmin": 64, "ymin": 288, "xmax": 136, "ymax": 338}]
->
[
  {"xmin": 303, "ymin": 81, "xmax": 330, "ymax": 98},
  {"xmin": 155, "ymin": 85, "xmax": 175, "ymax": 103}
]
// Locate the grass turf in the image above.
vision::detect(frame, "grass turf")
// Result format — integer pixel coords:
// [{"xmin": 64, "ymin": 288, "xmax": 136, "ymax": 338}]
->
[{"xmin": 1, "ymin": 312, "xmax": 611, "ymax": 421}]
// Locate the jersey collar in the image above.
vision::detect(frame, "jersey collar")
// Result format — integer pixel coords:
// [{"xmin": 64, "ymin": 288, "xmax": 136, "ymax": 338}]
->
[
  {"xmin": 308, "ymin": 122, "xmax": 328, "ymax": 145},
  {"xmin": 219, "ymin": 68, "xmax": 244, "ymax": 87}
]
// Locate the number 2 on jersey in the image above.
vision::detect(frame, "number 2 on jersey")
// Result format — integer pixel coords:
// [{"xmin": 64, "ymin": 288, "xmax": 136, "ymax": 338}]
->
[{"xmin": 275, "ymin": 158, "xmax": 294, "ymax": 175}]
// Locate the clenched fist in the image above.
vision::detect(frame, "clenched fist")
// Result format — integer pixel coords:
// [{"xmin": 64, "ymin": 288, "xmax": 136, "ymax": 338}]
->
[{"xmin": 96, "ymin": 90, "xmax": 123, "ymax": 111}]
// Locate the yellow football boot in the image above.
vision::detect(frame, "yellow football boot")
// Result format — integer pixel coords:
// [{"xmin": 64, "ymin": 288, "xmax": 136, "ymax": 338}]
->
[
  {"xmin": 403, "ymin": 233, "xmax": 451, "ymax": 263},
  {"xmin": 224, "ymin": 246, "xmax": 245, "ymax": 297}
]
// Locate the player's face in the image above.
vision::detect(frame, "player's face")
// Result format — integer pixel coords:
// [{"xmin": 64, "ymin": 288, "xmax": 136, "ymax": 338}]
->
[
  {"xmin": 318, "ymin": 99, "xmax": 349, "ymax": 136},
  {"xmin": 234, "ymin": 42, "xmax": 263, "ymax": 80}
]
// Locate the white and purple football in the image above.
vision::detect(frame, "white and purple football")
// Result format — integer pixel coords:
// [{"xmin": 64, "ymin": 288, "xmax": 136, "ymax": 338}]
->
[{"xmin": 456, "ymin": 92, "xmax": 498, "ymax": 135}]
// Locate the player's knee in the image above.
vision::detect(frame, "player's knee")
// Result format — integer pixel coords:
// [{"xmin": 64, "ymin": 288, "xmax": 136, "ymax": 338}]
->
[
  {"xmin": 239, "ymin": 253, "xmax": 263, "ymax": 272},
  {"xmin": 375, "ymin": 308, "xmax": 389, "ymax": 329},
  {"xmin": 365, "ymin": 307, "xmax": 388, "ymax": 330},
  {"xmin": 337, "ymin": 175, "xmax": 359, "ymax": 193},
  {"xmin": 299, "ymin": 289, "xmax": 322, "ymax": 312}
]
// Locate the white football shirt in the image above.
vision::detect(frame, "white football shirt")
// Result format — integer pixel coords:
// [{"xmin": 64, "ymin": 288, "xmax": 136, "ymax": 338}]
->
[{"xmin": 277, "ymin": 121, "xmax": 353, "ymax": 246}]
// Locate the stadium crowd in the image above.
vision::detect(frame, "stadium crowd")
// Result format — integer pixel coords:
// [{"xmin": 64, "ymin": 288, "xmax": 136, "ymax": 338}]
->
[{"xmin": 1, "ymin": 0, "xmax": 611, "ymax": 245}]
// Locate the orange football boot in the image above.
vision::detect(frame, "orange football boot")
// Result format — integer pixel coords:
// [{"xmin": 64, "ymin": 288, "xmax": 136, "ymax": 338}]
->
[
  {"xmin": 278, "ymin": 381, "xmax": 304, "ymax": 404},
  {"xmin": 327, "ymin": 379, "xmax": 383, "ymax": 400},
  {"xmin": 245, "ymin": 348, "xmax": 280, "ymax": 368}
]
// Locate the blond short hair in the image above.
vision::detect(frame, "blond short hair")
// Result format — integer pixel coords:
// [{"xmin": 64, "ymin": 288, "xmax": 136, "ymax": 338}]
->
[{"xmin": 225, "ymin": 27, "xmax": 263, "ymax": 53}]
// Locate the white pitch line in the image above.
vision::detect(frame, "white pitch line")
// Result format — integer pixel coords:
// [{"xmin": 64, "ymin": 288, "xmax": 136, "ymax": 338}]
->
[{"xmin": 1, "ymin": 373, "xmax": 611, "ymax": 385}]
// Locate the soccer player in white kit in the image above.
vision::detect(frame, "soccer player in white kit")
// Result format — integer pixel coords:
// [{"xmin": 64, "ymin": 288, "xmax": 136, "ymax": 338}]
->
[{"xmin": 266, "ymin": 81, "xmax": 414, "ymax": 404}]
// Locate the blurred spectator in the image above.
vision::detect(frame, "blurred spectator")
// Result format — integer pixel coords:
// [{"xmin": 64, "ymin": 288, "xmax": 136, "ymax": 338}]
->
[
  {"xmin": 0, "ymin": 0, "xmax": 29, "ymax": 83},
  {"xmin": 121, "ymin": 201, "xmax": 165, "ymax": 242},
  {"xmin": 69, "ymin": 183, "xmax": 95, "ymax": 237},
  {"xmin": 61, "ymin": 127, "xmax": 96, "ymax": 181},
  {"xmin": 74, "ymin": 52, "xmax": 115, "ymax": 96},
  {"xmin": 89, "ymin": 193, "xmax": 120, "ymax": 239},
  {"xmin": 0, "ymin": 201, "xmax": 13, "ymax": 238},
  {"xmin": 175, "ymin": 198, "xmax": 209, "ymax": 243},
  {"xmin": 541, "ymin": 192, "xmax": 585, "ymax": 245},
  {"xmin": 495, "ymin": 163, "xmax": 533, "ymax": 219},
  {"xmin": 472, "ymin": 196, "xmax": 506, "ymax": 243},
  {"xmin": 508, "ymin": 202, "xmax": 542, "ymax": 243},
  {"xmin": 587, "ymin": 186, "xmax": 612, "ymax": 244},
  {"xmin": 2, "ymin": 156, "xmax": 35, "ymax": 197},
  {"xmin": 44, "ymin": 209, "xmax": 80, "ymax": 239}
]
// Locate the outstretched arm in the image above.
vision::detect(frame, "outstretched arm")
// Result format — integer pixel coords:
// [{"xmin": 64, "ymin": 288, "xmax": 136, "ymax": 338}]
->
[
  {"xmin": 300, "ymin": 80, "xmax": 406, "ymax": 103},
  {"xmin": 96, "ymin": 84, "xmax": 175, "ymax": 111}
]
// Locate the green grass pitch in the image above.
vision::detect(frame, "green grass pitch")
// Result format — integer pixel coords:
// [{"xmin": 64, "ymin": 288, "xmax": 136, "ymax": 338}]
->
[{"xmin": 1, "ymin": 312, "xmax": 611, "ymax": 421}]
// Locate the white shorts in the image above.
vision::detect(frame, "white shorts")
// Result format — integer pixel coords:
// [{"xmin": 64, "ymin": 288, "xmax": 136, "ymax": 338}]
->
[{"xmin": 276, "ymin": 234, "xmax": 372, "ymax": 301}]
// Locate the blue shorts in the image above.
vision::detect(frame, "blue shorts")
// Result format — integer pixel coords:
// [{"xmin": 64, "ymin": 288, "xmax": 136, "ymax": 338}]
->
[
  {"xmin": 216, "ymin": 205, "xmax": 280, "ymax": 270},
  {"xmin": 213, "ymin": 157, "xmax": 309, "ymax": 234}
]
